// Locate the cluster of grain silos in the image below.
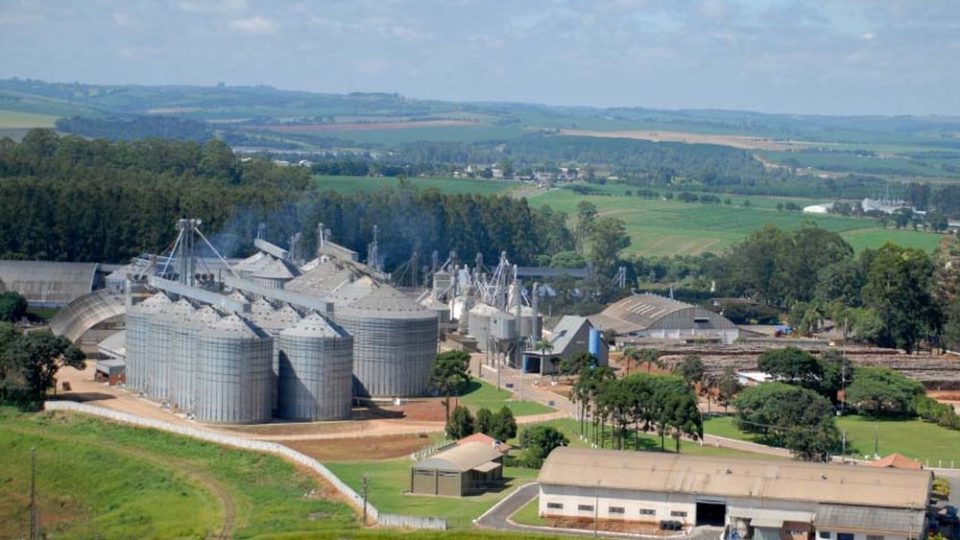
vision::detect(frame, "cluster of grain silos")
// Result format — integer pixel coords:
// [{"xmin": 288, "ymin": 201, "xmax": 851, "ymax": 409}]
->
[{"xmin": 120, "ymin": 234, "xmax": 442, "ymax": 424}]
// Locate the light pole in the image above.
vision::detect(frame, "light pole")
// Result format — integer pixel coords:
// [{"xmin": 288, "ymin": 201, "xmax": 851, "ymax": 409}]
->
[{"xmin": 594, "ymin": 480, "xmax": 600, "ymax": 537}]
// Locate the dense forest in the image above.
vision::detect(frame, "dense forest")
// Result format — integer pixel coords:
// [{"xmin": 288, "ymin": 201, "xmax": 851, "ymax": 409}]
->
[
  {"xmin": 0, "ymin": 130, "xmax": 574, "ymax": 268},
  {"xmin": 55, "ymin": 116, "xmax": 215, "ymax": 142}
]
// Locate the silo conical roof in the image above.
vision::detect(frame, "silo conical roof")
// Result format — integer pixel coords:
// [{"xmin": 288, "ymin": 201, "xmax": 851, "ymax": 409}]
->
[
  {"xmin": 280, "ymin": 312, "xmax": 347, "ymax": 339},
  {"xmin": 339, "ymin": 284, "xmax": 436, "ymax": 320},
  {"xmin": 198, "ymin": 313, "xmax": 269, "ymax": 339},
  {"xmin": 129, "ymin": 292, "xmax": 172, "ymax": 313}
]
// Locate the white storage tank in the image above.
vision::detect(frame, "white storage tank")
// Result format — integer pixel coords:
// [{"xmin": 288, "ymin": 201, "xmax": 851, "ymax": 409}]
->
[{"xmin": 124, "ymin": 292, "xmax": 172, "ymax": 393}]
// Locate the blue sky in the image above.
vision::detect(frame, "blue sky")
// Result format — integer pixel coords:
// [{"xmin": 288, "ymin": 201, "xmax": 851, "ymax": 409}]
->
[{"xmin": 0, "ymin": 0, "xmax": 957, "ymax": 115}]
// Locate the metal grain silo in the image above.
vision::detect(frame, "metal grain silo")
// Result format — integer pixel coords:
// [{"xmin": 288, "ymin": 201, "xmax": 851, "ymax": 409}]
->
[
  {"xmin": 194, "ymin": 314, "xmax": 274, "ymax": 424},
  {"xmin": 145, "ymin": 298, "xmax": 195, "ymax": 403},
  {"xmin": 517, "ymin": 306, "xmax": 541, "ymax": 339},
  {"xmin": 249, "ymin": 258, "xmax": 298, "ymax": 290},
  {"xmin": 335, "ymin": 285, "xmax": 438, "ymax": 398},
  {"xmin": 124, "ymin": 292, "xmax": 172, "ymax": 393},
  {"xmin": 170, "ymin": 305, "xmax": 222, "ymax": 413},
  {"xmin": 248, "ymin": 302, "xmax": 303, "ymax": 412},
  {"xmin": 490, "ymin": 309, "xmax": 519, "ymax": 340},
  {"xmin": 467, "ymin": 303, "xmax": 498, "ymax": 351},
  {"xmin": 277, "ymin": 312, "xmax": 353, "ymax": 420},
  {"xmin": 420, "ymin": 296, "xmax": 451, "ymax": 324}
]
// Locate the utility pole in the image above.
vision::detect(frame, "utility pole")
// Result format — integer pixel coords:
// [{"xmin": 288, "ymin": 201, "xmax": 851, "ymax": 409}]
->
[
  {"xmin": 361, "ymin": 474, "xmax": 369, "ymax": 526},
  {"xmin": 841, "ymin": 431, "xmax": 846, "ymax": 462},
  {"xmin": 594, "ymin": 480, "xmax": 600, "ymax": 537},
  {"xmin": 874, "ymin": 423, "xmax": 880, "ymax": 458},
  {"xmin": 29, "ymin": 447, "xmax": 37, "ymax": 540}
]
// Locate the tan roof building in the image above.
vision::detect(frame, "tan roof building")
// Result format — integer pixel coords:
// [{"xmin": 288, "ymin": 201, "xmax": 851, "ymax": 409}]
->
[
  {"xmin": 590, "ymin": 293, "xmax": 738, "ymax": 344},
  {"xmin": 868, "ymin": 452, "xmax": 923, "ymax": 470},
  {"xmin": 410, "ymin": 442, "xmax": 504, "ymax": 497},
  {"xmin": 457, "ymin": 432, "xmax": 512, "ymax": 454},
  {"xmin": 538, "ymin": 448, "xmax": 931, "ymax": 536}
]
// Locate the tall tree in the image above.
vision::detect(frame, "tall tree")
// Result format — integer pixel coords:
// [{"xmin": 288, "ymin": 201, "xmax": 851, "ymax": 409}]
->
[
  {"xmin": 862, "ymin": 244, "xmax": 941, "ymax": 352},
  {"xmin": 445, "ymin": 405, "xmax": 475, "ymax": 439},
  {"xmin": 675, "ymin": 354, "xmax": 705, "ymax": 390},
  {"xmin": 429, "ymin": 350, "xmax": 471, "ymax": 421},
  {"xmin": 575, "ymin": 200, "xmax": 598, "ymax": 253},
  {"xmin": 757, "ymin": 347, "xmax": 823, "ymax": 391},
  {"xmin": 588, "ymin": 217, "xmax": 631, "ymax": 277}
]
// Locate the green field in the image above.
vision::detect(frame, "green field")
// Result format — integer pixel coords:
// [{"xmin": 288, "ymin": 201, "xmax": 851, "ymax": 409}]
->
[
  {"xmin": 528, "ymin": 185, "xmax": 943, "ymax": 256},
  {"xmin": 0, "ymin": 409, "xmax": 357, "ymax": 539},
  {"xmin": 315, "ymin": 175, "xmax": 519, "ymax": 196},
  {"xmin": 325, "ymin": 459, "xmax": 539, "ymax": 530},
  {"xmin": 0, "ymin": 110, "xmax": 58, "ymax": 129},
  {"xmin": 458, "ymin": 379, "xmax": 555, "ymax": 417},
  {"xmin": 704, "ymin": 414, "xmax": 960, "ymax": 465}
]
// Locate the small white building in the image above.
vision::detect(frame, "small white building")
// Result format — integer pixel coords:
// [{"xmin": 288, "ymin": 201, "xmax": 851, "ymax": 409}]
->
[
  {"xmin": 538, "ymin": 448, "xmax": 930, "ymax": 538},
  {"xmin": 737, "ymin": 371, "xmax": 773, "ymax": 387},
  {"xmin": 802, "ymin": 203, "xmax": 833, "ymax": 215}
]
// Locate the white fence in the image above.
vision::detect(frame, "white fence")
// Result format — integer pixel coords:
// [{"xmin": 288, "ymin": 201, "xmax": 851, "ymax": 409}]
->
[
  {"xmin": 379, "ymin": 514, "xmax": 447, "ymax": 530},
  {"xmin": 43, "ymin": 401, "xmax": 446, "ymax": 529}
]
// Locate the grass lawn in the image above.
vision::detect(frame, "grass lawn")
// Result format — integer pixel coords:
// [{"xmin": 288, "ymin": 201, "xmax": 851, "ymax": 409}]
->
[
  {"xmin": 325, "ymin": 458, "xmax": 539, "ymax": 530},
  {"xmin": 527, "ymin": 185, "xmax": 942, "ymax": 257},
  {"xmin": 705, "ymin": 414, "xmax": 960, "ymax": 465},
  {"xmin": 315, "ymin": 175, "xmax": 519, "ymax": 196},
  {"xmin": 0, "ymin": 408, "xmax": 357, "ymax": 538},
  {"xmin": 526, "ymin": 418, "xmax": 784, "ymax": 460},
  {"xmin": 457, "ymin": 379, "xmax": 554, "ymax": 417},
  {"xmin": 511, "ymin": 495, "xmax": 547, "ymax": 527}
]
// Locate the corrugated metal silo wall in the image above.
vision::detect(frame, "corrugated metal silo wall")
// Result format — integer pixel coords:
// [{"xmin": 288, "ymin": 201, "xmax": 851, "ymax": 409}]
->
[
  {"xmin": 194, "ymin": 333, "xmax": 274, "ymax": 424},
  {"xmin": 468, "ymin": 311, "xmax": 490, "ymax": 351},
  {"xmin": 145, "ymin": 314, "xmax": 187, "ymax": 402},
  {"xmin": 124, "ymin": 310, "xmax": 152, "ymax": 392},
  {"xmin": 276, "ymin": 333, "xmax": 354, "ymax": 420},
  {"xmin": 170, "ymin": 321, "xmax": 201, "ymax": 412},
  {"xmin": 337, "ymin": 314, "xmax": 438, "ymax": 398}
]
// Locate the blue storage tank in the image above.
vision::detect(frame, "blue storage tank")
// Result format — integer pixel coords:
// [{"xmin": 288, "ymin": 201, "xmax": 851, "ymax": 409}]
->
[{"xmin": 588, "ymin": 327, "xmax": 602, "ymax": 365}]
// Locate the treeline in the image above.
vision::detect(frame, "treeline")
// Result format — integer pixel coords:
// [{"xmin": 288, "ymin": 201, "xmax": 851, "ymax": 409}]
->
[
  {"xmin": 55, "ymin": 116, "xmax": 215, "ymax": 142},
  {"xmin": 0, "ymin": 130, "xmax": 575, "ymax": 269},
  {"xmin": 0, "ymin": 323, "xmax": 84, "ymax": 409}
]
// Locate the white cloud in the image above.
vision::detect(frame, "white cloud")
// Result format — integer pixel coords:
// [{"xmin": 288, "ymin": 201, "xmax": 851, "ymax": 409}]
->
[
  {"xmin": 229, "ymin": 16, "xmax": 276, "ymax": 36},
  {"xmin": 861, "ymin": 31, "xmax": 876, "ymax": 40}
]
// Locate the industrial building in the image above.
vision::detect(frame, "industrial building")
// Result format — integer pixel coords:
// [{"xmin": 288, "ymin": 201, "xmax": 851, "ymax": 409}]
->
[
  {"xmin": 522, "ymin": 315, "xmax": 608, "ymax": 375},
  {"xmin": 410, "ymin": 442, "xmax": 504, "ymax": 496},
  {"xmin": 538, "ymin": 448, "xmax": 931, "ymax": 539},
  {"xmin": 590, "ymin": 293, "xmax": 739, "ymax": 344},
  {"xmin": 0, "ymin": 260, "xmax": 101, "ymax": 308}
]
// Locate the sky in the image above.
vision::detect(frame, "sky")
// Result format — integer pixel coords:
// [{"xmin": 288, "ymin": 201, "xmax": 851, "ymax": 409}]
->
[{"xmin": 0, "ymin": 0, "xmax": 957, "ymax": 116}]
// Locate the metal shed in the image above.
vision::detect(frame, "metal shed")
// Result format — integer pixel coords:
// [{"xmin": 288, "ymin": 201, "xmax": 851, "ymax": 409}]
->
[
  {"xmin": 590, "ymin": 293, "xmax": 739, "ymax": 344},
  {"xmin": 410, "ymin": 442, "xmax": 504, "ymax": 497},
  {"xmin": 0, "ymin": 260, "xmax": 99, "ymax": 307}
]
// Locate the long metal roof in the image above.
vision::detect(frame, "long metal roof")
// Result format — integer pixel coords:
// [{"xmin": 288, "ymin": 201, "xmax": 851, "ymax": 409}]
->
[
  {"xmin": 538, "ymin": 447, "xmax": 931, "ymax": 510},
  {"xmin": 590, "ymin": 293, "xmax": 736, "ymax": 334},
  {"xmin": 0, "ymin": 260, "xmax": 99, "ymax": 306},
  {"xmin": 815, "ymin": 504, "xmax": 925, "ymax": 536},
  {"xmin": 49, "ymin": 289, "xmax": 126, "ymax": 342},
  {"xmin": 415, "ymin": 442, "xmax": 503, "ymax": 472},
  {"xmin": 546, "ymin": 315, "xmax": 591, "ymax": 356}
]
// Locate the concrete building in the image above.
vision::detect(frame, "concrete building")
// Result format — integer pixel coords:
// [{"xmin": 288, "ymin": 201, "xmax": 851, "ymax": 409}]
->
[
  {"xmin": 522, "ymin": 315, "xmax": 609, "ymax": 375},
  {"xmin": 410, "ymin": 442, "xmax": 504, "ymax": 497},
  {"xmin": 590, "ymin": 293, "xmax": 739, "ymax": 344},
  {"xmin": 538, "ymin": 448, "xmax": 930, "ymax": 538}
]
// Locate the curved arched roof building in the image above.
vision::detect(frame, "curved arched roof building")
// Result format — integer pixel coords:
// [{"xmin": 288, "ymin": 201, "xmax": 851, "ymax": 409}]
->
[{"xmin": 590, "ymin": 293, "xmax": 738, "ymax": 344}]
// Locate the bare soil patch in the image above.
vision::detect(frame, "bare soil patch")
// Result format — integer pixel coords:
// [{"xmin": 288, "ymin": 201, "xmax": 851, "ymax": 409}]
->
[
  {"xmin": 543, "ymin": 516, "xmax": 681, "ymax": 536},
  {"xmin": 383, "ymin": 399, "xmax": 448, "ymax": 422},
  {"xmin": 284, "ymin": 433, "xmax": 434, "ymax": 462},
  {"xmin": 559, "ymin": 128, "xmax": 814, "ymax": 151}
]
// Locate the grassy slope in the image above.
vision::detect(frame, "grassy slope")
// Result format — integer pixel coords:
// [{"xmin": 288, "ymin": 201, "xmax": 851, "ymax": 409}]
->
[
  {"xmin": 528, "ymin": 185, "xmax": 942, "ymax": 256},
  {"xmin": 0, "ymin": 409, "xmax": 356, "ymax": 539},
  {"xmin": 314, "ymin": 175, "xmax": 518, "ymax": 196},
  {"xmin": 511, "ymin": 496, "xmax": 546, "ymax": 527},
  {"xmin": 325, "ymin": 459, "xmax": 538, "ymax": 530},
  {"xmin": 704, "ymin": 414, "xmax": 960, "ymax": 465},
  {"xmin": 458, "ymin": 379, "xmax": 554, "ymax": 417}
]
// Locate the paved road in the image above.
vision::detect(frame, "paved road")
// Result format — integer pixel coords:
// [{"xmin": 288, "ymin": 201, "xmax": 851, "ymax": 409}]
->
[{"xmin": 476, "ymin": 482, "xmax": 540, "ymax": 531}]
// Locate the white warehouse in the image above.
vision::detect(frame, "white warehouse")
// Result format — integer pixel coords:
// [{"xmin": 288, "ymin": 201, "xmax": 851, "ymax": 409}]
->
[{"xmin": 538, "ymin": 448, "xmax": 931, "ymax": 539}]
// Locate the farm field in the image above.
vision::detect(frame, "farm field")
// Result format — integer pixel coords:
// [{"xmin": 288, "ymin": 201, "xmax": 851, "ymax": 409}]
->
[
  {"xmin": 315, "ymin": 175, "xmax": 519, "ymax": 196},
  {"xmin": 458, "ymin": 379, "xmax": 555, "ymax": 417},
  {"xmin": 0, "ymin": 110, "xmax": 59, "ymax": 128},
  {"xmin": 0, "ymin": 409, "xmax": 357, "ymax": 539},
  {"xmin": 704, "ymin": 415, "xmax": 960, "ymax": 466},
  {"xmin": 527, "ymin": 186, "xmax": 943, "ymax": 256},
  {"xmin": 325, "ymin": 459, "xmax": 539, "ymax": 530}
]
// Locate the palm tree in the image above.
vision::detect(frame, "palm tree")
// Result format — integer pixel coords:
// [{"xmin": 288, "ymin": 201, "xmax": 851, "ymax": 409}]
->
[
  {"xmin": 642, "ymin": 348, "xmax": 665, "ymax": 373},
  {"xmin": 534, "ymin": 339, "xmax": 555, "ymax": 380},
  {"xmin": 622, "ymin": 346, "xmax": 642, "ymax": 375}
]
